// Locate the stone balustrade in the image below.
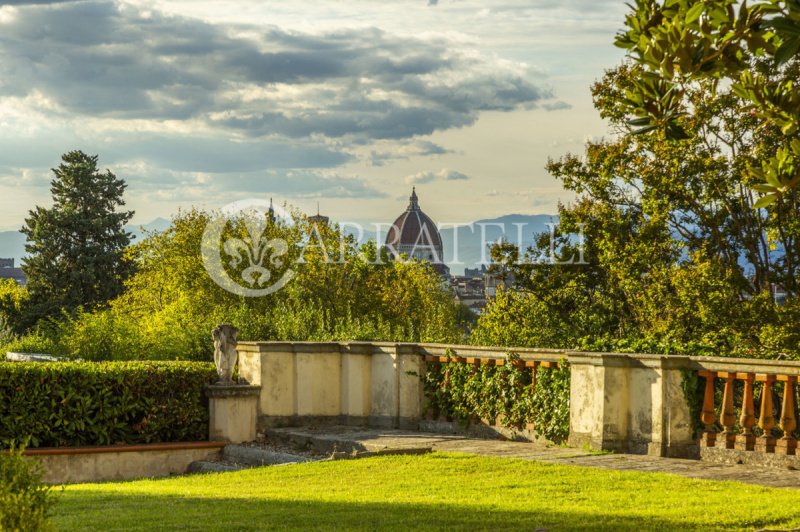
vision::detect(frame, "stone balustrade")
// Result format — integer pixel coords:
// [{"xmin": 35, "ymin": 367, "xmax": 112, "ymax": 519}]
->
[
  {"xmin": 690, "ymin": 356, "xmax": 800, "ymax": 460},
  {"xmin": 236, "ymin": 341, "xmax": 800, "ymax": 460}
]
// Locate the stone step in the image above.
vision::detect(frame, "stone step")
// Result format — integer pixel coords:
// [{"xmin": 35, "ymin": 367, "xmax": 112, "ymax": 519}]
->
[
  {"xmin": 186, "ymin": 460, "xmax": 245, "ymax": 474},
  {"xmin": 265, "ymin": 427, "xmax": 433, "ymax": 456},
  {"xmin": 221, "ymin": 444, "xmax": 313, "ymax": 467}
]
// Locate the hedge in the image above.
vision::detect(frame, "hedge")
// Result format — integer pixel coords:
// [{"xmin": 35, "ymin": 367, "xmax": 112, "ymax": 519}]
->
[{"xmin": 0, "ymin": 361, "xmax": 218, "ymax": 448}]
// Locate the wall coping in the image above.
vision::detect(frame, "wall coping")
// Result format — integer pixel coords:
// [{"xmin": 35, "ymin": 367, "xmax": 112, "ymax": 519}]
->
[
  {"xmin": 21, "ymin": 441, "xmax": 226, "ymax": 456},
  {"xmin": 237, "ymin": 341, "xmax": 800, "ymax": 374},
  {"xmin": 206, "ymin": 384, "xmax": 261, "ymax": 398}
]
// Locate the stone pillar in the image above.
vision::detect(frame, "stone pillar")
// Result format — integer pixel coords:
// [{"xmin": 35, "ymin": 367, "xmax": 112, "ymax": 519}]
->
[
  {"xmin": 207, "ymin": 385, "xmax": 261, "ymax": 443},
  {"xmin": 567, "ymin": 352, "xmax": 695, "ymax": 457},
  {"xmin": 397, "ymin": 344, "xmax": 424, "ymax": 429},
  {"xmin": 567, "ymin": 352, "xmax": 629, "ymax": 452},
  {"xmin": 369, "ymin": 345, "xmax": 399, "ymax": 428},
  {"xmin": 341, "ymin": 343, "xmax": 373, "ymax": 425}
]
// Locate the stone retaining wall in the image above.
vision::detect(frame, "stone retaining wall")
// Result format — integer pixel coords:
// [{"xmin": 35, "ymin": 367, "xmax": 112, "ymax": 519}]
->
[{"xmin": 25, "ymin": 442, "xmax": 225, "ymax": 484}]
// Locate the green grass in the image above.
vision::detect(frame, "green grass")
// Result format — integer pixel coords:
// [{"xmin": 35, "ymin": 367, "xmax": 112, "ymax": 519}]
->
[{"xmin": 51, "ymin": 453, "xmax": 800, "ymax": 531}]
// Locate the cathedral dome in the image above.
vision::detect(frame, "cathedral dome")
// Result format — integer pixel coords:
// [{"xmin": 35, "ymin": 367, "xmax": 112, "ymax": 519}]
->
[{"xmin": 385, "ymin": 188, "xmax": 445, "ymax": 263}]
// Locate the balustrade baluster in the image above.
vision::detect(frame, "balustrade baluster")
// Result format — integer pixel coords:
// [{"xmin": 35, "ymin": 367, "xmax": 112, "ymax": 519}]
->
[
  {"xmin": 719, "ymin": 372, "xmax": 736, "ymax": 449},
  {"xmin": 699, "ymin": 370, "xmax": 717, "ymax": 447},
  {"xmin": 756, "ymin": 375, "xmax": 777, "ymax": 453},
  {"xmin": 524, "ymin": 361, "xmax": 540, "ymax": 432},
  {"xmin": 776, "ymin": 376, "xmax": 797, "ymax": 455},
  {"xmin": 735, "ymin": 373, "xmax": 756, "ymax": 451}
]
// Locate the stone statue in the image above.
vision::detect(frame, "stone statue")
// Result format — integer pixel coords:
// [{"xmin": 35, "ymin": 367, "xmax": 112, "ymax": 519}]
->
[{"xmin": 212, "ymin": 324, "xmax": 239, "ymax": 384}]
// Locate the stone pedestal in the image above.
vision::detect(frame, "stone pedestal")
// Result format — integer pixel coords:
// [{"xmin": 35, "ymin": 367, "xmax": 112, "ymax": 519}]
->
[
  {"xmin": 567, "ymin": 352, "xmax": 696, "ymax": 457},
  {"xmin": 755, "ymin": 435, "xmax": 777, "ymax": 454},
  {"xmin": 207, "ymin": 384, "xmax": 261, "ymax": 443},
  {"xmin": 735, "ymin": 433, "xmax": 756, "ymax": 451}
]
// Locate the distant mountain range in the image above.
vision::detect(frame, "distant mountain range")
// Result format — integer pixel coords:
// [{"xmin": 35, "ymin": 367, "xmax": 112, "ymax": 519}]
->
[
  {"xmin": 0, "ymin": 214, "xmax": 557, "ymax": 276},
  {"xmin": 0, "ymin": 218, "xmax": 172, "ymax": 266}
]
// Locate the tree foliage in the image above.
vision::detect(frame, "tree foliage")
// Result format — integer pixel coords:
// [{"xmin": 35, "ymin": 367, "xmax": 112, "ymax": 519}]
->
[
  {"xmin": 8, "ymin": 207, "xmax": 462, "ymax": 360},
  {"xmin": 21, "ymin": 151, "xmax": 133, "ymax": 324},
  {"xmin": 615, "ymin": 0, "xmax": 800, "ymax": 205},
  {"xmin": 472, "ymin": 60, "xmax": 800, "ymax": 358}
]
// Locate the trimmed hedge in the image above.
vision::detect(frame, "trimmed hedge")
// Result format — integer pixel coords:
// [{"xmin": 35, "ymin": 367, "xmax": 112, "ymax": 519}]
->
[{"xmin": 0, "ymin": 361, "xmax": 217, "ymax": 448}]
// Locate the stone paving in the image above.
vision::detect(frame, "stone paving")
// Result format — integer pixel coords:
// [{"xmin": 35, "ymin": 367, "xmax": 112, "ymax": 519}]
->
[{"xmin": 266, "ymin": 426, "xmax": 800, "ymax": 490}]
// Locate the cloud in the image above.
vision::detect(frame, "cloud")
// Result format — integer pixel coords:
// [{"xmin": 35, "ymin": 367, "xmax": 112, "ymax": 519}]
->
[
  {"xmin": 0, "ymin": 131, "xmax": 350, "ymax": 174},
  {"xmin": 444, "ymin": 170, "xmax": 469, "ymax": 180},
  {"xmin": 405, "ymin": 171, "xmax": 437, "ymax": 185},
  {"xmin": 214, "ymin": 170, "xmax": 387, "ymax": 199},
  {"xmin": 0, "ymin": 1, "xmax": 553, "ymax": 141},
  {"xmin": 369, "ymin": 140, "xmax": 452, "ymax": 166},
  {"xmin": 542, "ymin": 100, "xmax": 572, "ymax": 111},
  {"xmin": 404, "ymin": 168, "xmax": 470, "ymax": 184},
  {"xmin": 114, "ymin": 162, "xmax": 386, "ymax": 201},
  {"xmin": 104, "ymin": 136, "xmax": 350, "ymax": 173},
  {"xmin": 0, "ymin": 1, "xmax": 77, "ymax": 4}
]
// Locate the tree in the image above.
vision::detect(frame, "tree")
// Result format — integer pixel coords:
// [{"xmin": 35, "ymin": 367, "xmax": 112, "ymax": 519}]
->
[
  {"xmin": 615, "ymin": 0, "xmax": 800, "ymax": 206},
  {"xmin": 472, "ymin": 61, "xmax": 800, "ymax": 358},
  {"xmin": 29, "ymin": 207, "xmax": 461, "ymax": 361},
  {"xmin": 21, "ymin": 151, "xmax": 133, "ymax": 323},
  {"xmin": 0, "ymin": 280, "xmax": 28, "ymax": 336}
]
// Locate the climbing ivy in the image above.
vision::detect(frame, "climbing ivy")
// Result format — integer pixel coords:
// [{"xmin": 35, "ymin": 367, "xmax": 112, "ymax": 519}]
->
[
  {"xmin": 422, "ymin": 351, "xmax": 571, "ymax": 442},
  {"xmin": 680, "ymin": 369, "xmax": 704, "ymax": 438}
]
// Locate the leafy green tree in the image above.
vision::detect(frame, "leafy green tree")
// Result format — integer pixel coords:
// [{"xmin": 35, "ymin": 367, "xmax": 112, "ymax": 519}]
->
[
  {"xmin": 615, "ymin": 0, "xmax": 800, "ymax": 205},
  {"xmin": 473, "ymin": 61, "xmax": 800, "ymax": 358},
  {"xmin": 21, "ymin": 151, "xmax": 133, "ymax": 323},
  {"xmin": 0, "ymin": 280, "xmax": 28, "ymax": 336}
]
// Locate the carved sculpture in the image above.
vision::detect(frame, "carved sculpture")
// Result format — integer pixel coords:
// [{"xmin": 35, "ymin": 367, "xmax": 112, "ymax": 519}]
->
[{"xmin": 212, "ymin": 324, "xmax": 239, "ymax": 384}]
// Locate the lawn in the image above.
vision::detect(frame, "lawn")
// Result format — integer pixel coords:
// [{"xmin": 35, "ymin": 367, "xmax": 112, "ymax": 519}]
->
[{"xmin": 51, "ymin": 452, "xmax": 800, "ymax": 531}]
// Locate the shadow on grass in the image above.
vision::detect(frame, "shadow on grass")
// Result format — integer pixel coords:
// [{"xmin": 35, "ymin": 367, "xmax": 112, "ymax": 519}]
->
[{"xmin": 52, "ymin": 490, "xmax": 748, "ymax": 531}]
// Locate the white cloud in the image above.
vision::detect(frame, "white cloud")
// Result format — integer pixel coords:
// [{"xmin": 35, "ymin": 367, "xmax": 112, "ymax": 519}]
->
[{"xmin": 404, "ymin": 168, "xmax": 470, "ymax": 184}]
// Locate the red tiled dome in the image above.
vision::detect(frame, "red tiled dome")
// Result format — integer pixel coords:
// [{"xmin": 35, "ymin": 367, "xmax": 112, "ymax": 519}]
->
[{"xmin": 385, "ymin": 188, "xmax": 443, "ymax": 249}]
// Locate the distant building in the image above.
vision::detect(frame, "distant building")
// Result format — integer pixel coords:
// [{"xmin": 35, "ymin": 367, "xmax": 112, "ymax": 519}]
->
[
  {"xmin": 0, "ymin": 258, "xmax": 26, "ymax": 286},
  {"xmin": 450, "ymin": 265, "xmax": 515, "ymax": 315},
  {"xmin": 308, "ymin": 202, "xmax": 329, "ymax": 226},
  {"xmin": 484, "ymin": 268, "xmax": 514, "ymax": 298},
  {"xmin": 385, "ymin": 188, "xmax": 450, "ymax": 278},
  {"xmin": 464, "ymin": 265, "xmax": 488, "ymax": 278},
  {"xmin": 450, "ymin": 275, "xmax": 487, "ymax": 314}
]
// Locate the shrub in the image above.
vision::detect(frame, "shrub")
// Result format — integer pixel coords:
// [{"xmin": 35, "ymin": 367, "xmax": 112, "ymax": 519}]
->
[
  {"xmin": 0, "ymin": 446, "xmax": 53, "ymax": 532},
  {"xmin": 1, "ymin": 332, "xmax": 60, "ymax": 359},
  {"xmin": 0, "ymin": 361, "xmax": 217, "ymax": 448}
]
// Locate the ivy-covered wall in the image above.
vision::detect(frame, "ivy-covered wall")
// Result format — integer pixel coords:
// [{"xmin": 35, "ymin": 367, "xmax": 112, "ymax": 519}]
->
[{"xmin": 422, "ymin": 353, "xmax": 570, "ymax": 442}]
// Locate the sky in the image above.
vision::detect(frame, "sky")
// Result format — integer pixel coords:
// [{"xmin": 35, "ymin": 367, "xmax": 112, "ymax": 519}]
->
[{"xmin": 0, "ymin": 0, "xmax": 629, "ymax": 230}]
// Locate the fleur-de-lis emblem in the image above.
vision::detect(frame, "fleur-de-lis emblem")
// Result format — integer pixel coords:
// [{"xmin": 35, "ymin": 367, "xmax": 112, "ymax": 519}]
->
[
  {"xmin": 201, "ymin": 199, "xmax": 296, "ymax": 297},
  {"xmin": 223, "ymin": 215, "xmax": 288, "ymax": 287}
]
